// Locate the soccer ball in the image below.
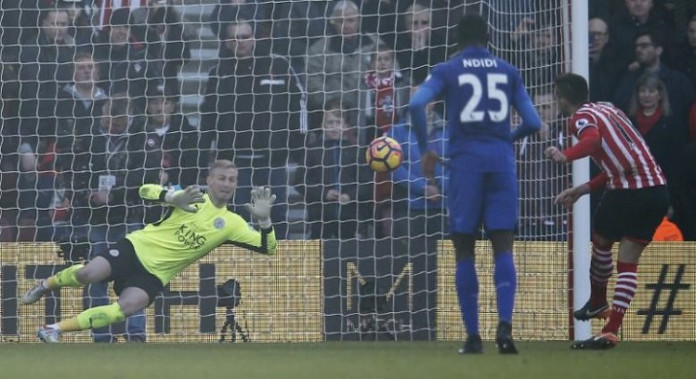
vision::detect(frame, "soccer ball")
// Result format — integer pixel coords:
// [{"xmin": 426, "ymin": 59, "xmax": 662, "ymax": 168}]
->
[{"xmin": 366, "ymin": 136, "xmax": 403, "ymax": 173}]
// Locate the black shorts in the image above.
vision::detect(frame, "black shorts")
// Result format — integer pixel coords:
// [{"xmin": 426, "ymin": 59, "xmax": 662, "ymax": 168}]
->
[
  {"xmin": 594, "ymin": 185, "xmax": 669, "ymax": 244},
  {"xmin": 96, "ymin": 238, "xmax": 164, "ymax": 304}
]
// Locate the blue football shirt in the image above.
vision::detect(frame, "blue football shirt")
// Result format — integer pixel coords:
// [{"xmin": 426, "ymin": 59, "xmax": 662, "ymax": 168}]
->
[{"xmin": 410, "ymin": 46, "xmax": 540, "ymax": 172}]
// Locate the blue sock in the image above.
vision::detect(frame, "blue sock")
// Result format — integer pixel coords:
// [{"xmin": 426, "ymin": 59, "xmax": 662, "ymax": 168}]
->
[
  {"xmin": 494, "ymin": 252, "xmax": 517, "ymax": 324},
  {"xmin": 455, "ymin": 258, "xmax": 479, "ymax": 336}
]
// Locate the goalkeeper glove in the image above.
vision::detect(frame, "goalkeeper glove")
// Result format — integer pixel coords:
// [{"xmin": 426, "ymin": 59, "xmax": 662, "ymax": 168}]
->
[
  {"xmin": 244, "ymin": 186, "xmax": 276, "ymax": 229},
  {"xmin": 165, "ymin": 185, "xmax": 205, "ymax": 212}
]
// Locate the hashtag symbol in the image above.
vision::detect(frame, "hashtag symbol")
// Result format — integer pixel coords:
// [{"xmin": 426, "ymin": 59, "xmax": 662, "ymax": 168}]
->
[{"xmin": 637, "ymin": 264, "xmax": 690, "ymax": 334}]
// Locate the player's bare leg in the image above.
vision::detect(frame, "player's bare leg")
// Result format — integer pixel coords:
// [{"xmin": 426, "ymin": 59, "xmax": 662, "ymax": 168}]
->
[
  {"xmin": 490, "ymin": 230, "xmax": 518, "ymax": 354},
  {"xmin": 116, "ymin": 287, "xmax": 152, "ymax": 316},
  {"xmin": 73, "ymin": 256, "xmax": 113, "ymax": 284},
  {"xmin": 26, "ymin": 257, "xmax": 112, "ymax": 343},
  {"xmin": 23, "ymin": 256, "xmax": 112, "ymax": 305},
  {"xmin": 37, "ymin": 286, "xmax": 150, "ymax": 343}
]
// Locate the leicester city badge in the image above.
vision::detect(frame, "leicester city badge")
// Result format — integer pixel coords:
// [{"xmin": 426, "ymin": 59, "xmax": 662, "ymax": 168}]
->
[{"xmin": 214, "ymin": 217, "xmax": 225, "ymax": 229}]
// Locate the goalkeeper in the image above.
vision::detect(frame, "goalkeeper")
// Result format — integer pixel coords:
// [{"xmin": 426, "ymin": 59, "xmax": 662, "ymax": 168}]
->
[{"xmin": 21, "ymin": 160, "xmax": 277, "ymax": 343}]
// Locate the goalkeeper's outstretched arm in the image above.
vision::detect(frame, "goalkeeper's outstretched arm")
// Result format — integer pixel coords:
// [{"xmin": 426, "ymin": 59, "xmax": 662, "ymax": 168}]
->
[
  {"xmin": 225, "ymin": 215, "xmax": 278, "ymax": 256},
  {"xmin": 139, "ymin": 184, "xmax": 205, "ymax": 212},
  {"xmin": 225, "ymin": 186, "xmax": 278, "ymax": 255}
]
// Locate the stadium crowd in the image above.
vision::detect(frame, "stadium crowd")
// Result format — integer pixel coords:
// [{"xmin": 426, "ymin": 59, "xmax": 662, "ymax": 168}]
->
[{"xmin": 0, "ymin": 0, "xmax": 695, "ymax": 252}]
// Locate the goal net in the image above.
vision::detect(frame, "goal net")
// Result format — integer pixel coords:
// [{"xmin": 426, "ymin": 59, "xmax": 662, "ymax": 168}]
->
[{"xmin": 0, "ymin": 0, "xmax": 577, "ymax": 343}]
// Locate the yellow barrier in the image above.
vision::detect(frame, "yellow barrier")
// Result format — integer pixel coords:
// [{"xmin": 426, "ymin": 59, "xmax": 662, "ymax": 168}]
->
[
  {"xmin": 437, "ymin": 241, "xmax": 571, "ymax": 341},
  {"xmin": 0, "ymin": 241, "xmax": 322, "ymax": 343},
  {"xmin": 436, "ymin": 241, "xmax": 696, "ymax": 341},
  {"xmin": 601, "ymin": 242, "xmax": 696, "ymax": 341},
  {"xmin": 2, "ymin": 240, "xmax": 695, "ymax": 342}
]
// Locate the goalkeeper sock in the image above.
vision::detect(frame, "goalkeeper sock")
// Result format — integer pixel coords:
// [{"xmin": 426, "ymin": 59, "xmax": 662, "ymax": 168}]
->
[
  {"xmin": 494, "ymin": 252, "xmax": 517, "ymax": 324},
  {"xmin": 73, "ymin": 303, "xmax": 126, "ymax": 331},
  {"xmin": 603, "ymin": 261, "xmax": 638, "ymax": 334},
  {"xmin": 46, "ymin": 264, "xmax": 85, "ymax": 289},
  {"xmin": 455, "ymin": 258, "xmax": 479, "ymax": 336},
  {"xmin": 589, "ymin": 243, "xmax": 613, "ymax": 308}
]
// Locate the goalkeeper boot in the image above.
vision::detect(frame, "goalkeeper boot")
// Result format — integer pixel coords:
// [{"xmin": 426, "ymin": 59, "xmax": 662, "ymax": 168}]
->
[
  {"xmin": 457, "ymin": 334, "xmax": 483, "ymax": 354},
  {"xmin": 570, "ymin": 332, "xmax": 618, "ymax": 350},
  {"xmin": 37, "ymin": 325, "xmax": 61, "ymax": 343},
  {"xmin": 496, "ymin": 321, "xmax": 519, "ymax": 354},
  {"xmin": 574, "ymin": 300, "xmax": 610, "ymax": 321},
  {"xmin": 21, "ymin": 280, "xmax": 50, "ymax": 304}
]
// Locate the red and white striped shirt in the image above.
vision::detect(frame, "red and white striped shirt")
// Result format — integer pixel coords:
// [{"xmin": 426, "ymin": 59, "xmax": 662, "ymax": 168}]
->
[{"xmin": 568, "ymin": 102, "xmax": 666, "ymax": 190}]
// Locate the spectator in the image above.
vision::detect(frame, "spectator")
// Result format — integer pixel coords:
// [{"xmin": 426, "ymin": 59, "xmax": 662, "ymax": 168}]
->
[
  {"xmin": 589, "ymin": 0, "xmax": 613, "ymax": 20},
  {"xmin": 589, "ymin": 17, "xmax": 623, "ymax": 101},
  {"xmin": 671, "ymin": 0, "xmax": 696, "ymax": 37},
  {"xmin": 678, "ymin": 140, "xmax": 696, "ymax": 239},
  {"xmin": 294, "ymin": 101, "xmax": 373, "ymax": 239},
  {"xmin": 18, "ymin": 8, "xmax": 75, "ymax": 141},
  {"xmin": 508, "ymin": 19, "xmax": 563, "ymax": 88},
  {"xmin": 85, "ymin": 94, "xmax": 158, "ymax": 342},
  {"xmin": 358, "ymin": 43, "xmax": 409, "ymax": 237},
  {"xmin": 57, "ymin": 0, "xmax": 94, "ymax": 49},
  {"xmin": 628, "ymin": 74, "xmax": 689, "ymax": 183},
  {"xmin": 362, "ymin": 0, "xmax": 462, "ymax": 55},
  {"xmin": 388, "ymin": 88, "xmax": 449, "ymax": 253},
  {"xmin": 199, "ymin": 19, "xmax": 306, "ymax": 239},
  {"xmin": 359, "ymin": 43, "xmax": 410, "ymax": 145},
  {"xmin": 93, "ymin": 7, "xmax": 161, "ymax": 113},
  {"xmin": 629, "ymin": 74, "xmax": 695, "ymax": 241},
  {"xmin": 90, "ymin": 95, "xmax": 158, "ymax": 231},
  {"xmin": 517, "ymin": 90, "xmax": 567, "ymax": 240},
  {"xmin": 358, "ymin": 0, "xmax": 401, "ymax": 48},
  {"xmin": 210, "ymin": 0, "xmax": 270, "ymax": 43},
  {"xmin": 607, "ymin": 0, "xmax": 674, "ymax": 74},
  {"xmin": 670, "ymin": 14, "xmax": 696, "ymax": 89},
  {"xmin": 145, "ymin": 1, "xmax": 191, "ymax": 96},
  {"xmin": 267, "ymin": 0, "xmax": 331, "ymax": 72},
  {"xmin": 474, "ymin": 0, "xmax": 538, "ymax": 54},
  {"xmin": 613, "ymin": 30, "xmax": 695, "ymax": 121},
  {"xmin": 14, "ymin": 8, "xmax": 75, "ymax": 241},
  {"xmin": 15, "ymin": 134, "xmax": 56, "ymax": 241},
  {"xmin": 1, "ymin": 0, "xmax": 52, "ymax": 61},
  {"xmin": 306, "ymin": 0, "xmax": 380, "ymax": 115},
  {"xmin": 54, "ymin": 51, "xmax": 108, "ymax": 241},
  {"xmin": 144, "ymin": 85, "xmax": 200, "ymax": 190},
  {"xmin": 95, "ymin": 0, "xmax": 147, "ymax": 32},
  {"xmin": 394, "ymin": 1, "xmax": 449, "ymax": 84},
  {"xmin": 128, "ymin": 0, "xmax": 163, "ymax": 46},
  {"xmin": 587, "ymin": 14, "xmax": 623, "ymax": 218},
  {"xmin": 423, "ymin": 0, "xmax": 458, "ymax": 42},
  {"xmin": 0, "ymin": 62, "xmax": 21, "ymax": 241}
]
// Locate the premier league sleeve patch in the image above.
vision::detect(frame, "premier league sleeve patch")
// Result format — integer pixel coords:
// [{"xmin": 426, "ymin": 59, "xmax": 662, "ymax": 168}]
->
[
  {"xmin": 574, "ymin": 118, "xmax": 593, "ymax": 133},
  {"xmin": 214, "ymin": 218, "xmax": 225, "ymax": 229}
]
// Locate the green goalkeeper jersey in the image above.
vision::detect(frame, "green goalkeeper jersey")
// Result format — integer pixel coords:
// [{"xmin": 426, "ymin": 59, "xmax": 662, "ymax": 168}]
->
[{"xmin": 127, "ymin": 184, "xmax": 277, "ymax": 285}]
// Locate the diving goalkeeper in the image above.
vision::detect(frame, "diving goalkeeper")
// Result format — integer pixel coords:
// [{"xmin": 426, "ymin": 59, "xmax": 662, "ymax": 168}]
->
[{"xmin": 21, "ymin": 160, "xmax": 277, "ymax": 343}]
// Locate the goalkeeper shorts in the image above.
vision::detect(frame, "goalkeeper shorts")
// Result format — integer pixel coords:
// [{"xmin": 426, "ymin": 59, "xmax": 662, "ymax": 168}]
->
[{"xmin": 96, "ymin": 238, "xmax": 164, "ymax": 304}]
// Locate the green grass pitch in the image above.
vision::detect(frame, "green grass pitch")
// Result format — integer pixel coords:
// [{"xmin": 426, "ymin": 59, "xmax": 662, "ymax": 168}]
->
[{"xmin": 1, "ymin": 341, "xmax": 695, "ymax": 378}]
